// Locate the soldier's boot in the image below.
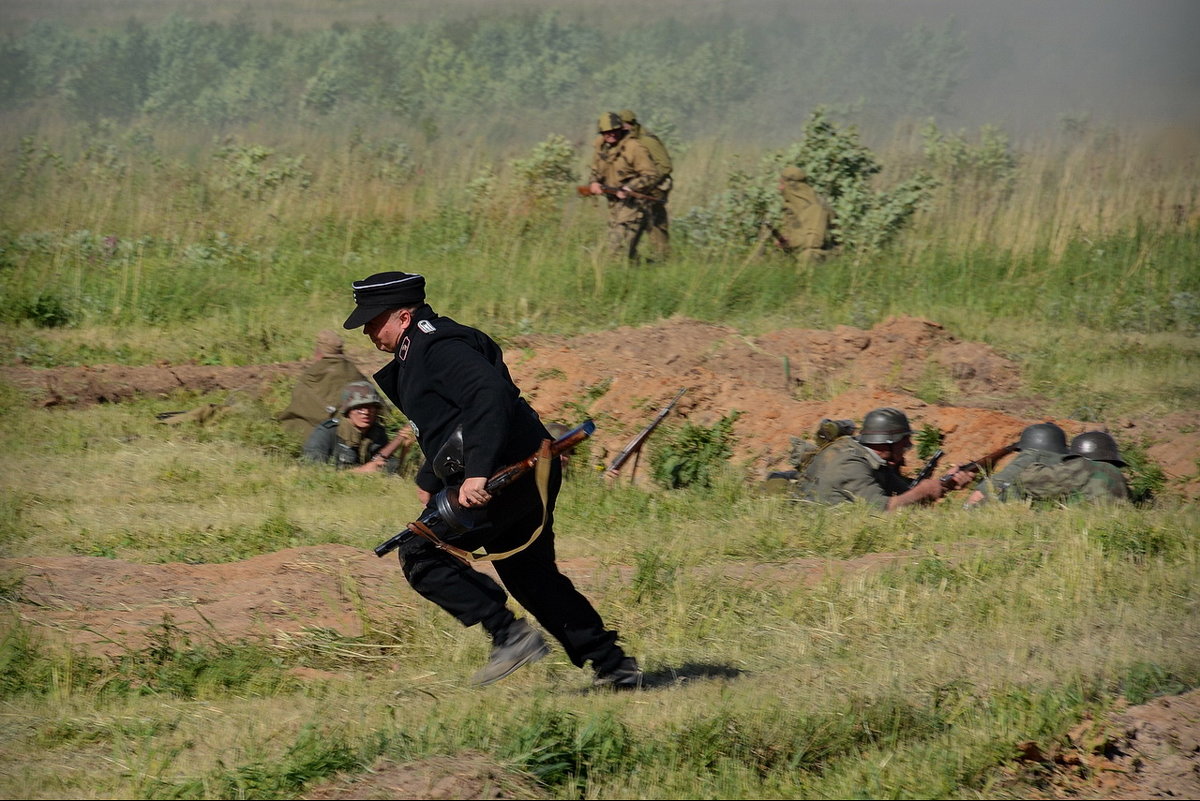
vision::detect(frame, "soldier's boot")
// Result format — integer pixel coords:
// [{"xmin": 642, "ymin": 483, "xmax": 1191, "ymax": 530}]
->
[
  {"xmin": 471, "ymin": 617, "xmax": 549, "ymax": 686},
  {"xmin": 593, "ymin": 656, "xmax": 643, "ymax": 690}
]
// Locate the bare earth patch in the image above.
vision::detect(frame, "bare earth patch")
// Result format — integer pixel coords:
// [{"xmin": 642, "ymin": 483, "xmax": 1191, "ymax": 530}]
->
[
  {"xmin": 1006, "ymin": 690, "xmax": 1200, "ymax": 799},
  {"xmin": 300, "ymin": 751, "xmax": 546, "ymax": 801},
  {"xmin": 5, "ymin": 316, "xmax": 1196, "ymax": 494},
  {"xmin": 2, "ymin": 315, "xmax": 1197, "ymax": 799}
]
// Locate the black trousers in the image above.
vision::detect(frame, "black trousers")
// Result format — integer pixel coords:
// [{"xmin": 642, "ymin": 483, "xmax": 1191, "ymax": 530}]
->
[{"xmin": 396, "ymin": 462, "xmax": 624, "ymax": 672}]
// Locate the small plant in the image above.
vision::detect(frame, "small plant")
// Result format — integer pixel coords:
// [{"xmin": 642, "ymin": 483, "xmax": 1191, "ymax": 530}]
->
[
  {"xmin": 1118, "ymin": 437, "xmax": 1167, "ymax": 505},
  {"xmin": 211, "ymin": 140, "xmax": 312, "ymax": 201},
  {"xmin": 650, "ymin": 411, "xmax": 741, "ymax": 490},
  {"xmin": 914, "ymin": 424, "xmax": 943, "ymax": 461},
  {"xmin": 1088, "ymin": 519, "xmax": 1172, "ymax": 562},
  {"xmin": 503, "ymin": 707, "xmax": 631, "ymax": 794},
  {"xmin": 508, "ymin": 134, "xmax": 577, "ymax": 207},
  {"xmin": 1119, "ymin": 661, "xmax": 1189, "ymax": 705},
  {"xmin": 679, "ymin": 108, "xmax": 937, "ymax": 259},
  {"xmin": 630, "ymin": 547, "xmax": 678, "ymax": 602},
  {"xmin": 921, "ymin": 119, "xmax": 1018, "ymax": 193}
]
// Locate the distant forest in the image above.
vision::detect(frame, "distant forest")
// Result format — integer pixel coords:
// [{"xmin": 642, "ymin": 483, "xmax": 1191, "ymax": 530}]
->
[{"xmin": 0, "ymin": 9, "xmax": 968, "ymax": 140}]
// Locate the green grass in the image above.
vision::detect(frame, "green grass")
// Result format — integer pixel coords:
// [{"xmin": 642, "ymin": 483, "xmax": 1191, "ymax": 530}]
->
[
  {"xmin": 1, "ymin": 385, "xmax": 1198, "ymax": 797},
  {"xmin": 2, "ymin": 73, "xmax": 1198, "ymax": 797}
]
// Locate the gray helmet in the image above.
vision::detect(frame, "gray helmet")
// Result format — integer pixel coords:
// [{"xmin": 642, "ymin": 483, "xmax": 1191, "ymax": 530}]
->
[
  {"xmin": 340, "ymin": 380, "xmax": 382, "ymax": 414},
  {"xmin": 1070, "ymin": 431, "xmax": 1126, "ymax": 467},
  {"xmin": 858, "ymin": 407, "xmax": 913, "ymax": 445},
  {"xmin": 1017, "ymin": 422, "xmax": 1068, "ymax": 454}
]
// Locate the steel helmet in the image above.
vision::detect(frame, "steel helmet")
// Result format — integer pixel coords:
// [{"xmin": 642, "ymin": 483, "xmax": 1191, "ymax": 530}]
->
[
  {"xmin": 1016, "ymin": 422, "xmax": 1068, "ymax": 454},
  {"xmin": 340, "ymin": 380, "xmax": 383, "ymax": 414},
  {"xmin": 597, "ymin": 112, "xmax": 624, "ymax": 133},
  {"xmin": 858, "ymin": 407, "xmax": 913, "ymax": 445},
  {"xmin": 1069, "ymin": 431, "xmax": 1126, "ymax": 466}
]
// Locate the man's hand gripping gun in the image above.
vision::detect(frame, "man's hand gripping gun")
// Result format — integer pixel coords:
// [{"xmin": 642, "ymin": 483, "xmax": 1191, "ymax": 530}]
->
[
  {"xmin": 373, "ymin": 420, "xmax": 595, "ymax": 558},
  {"xmin": 938, "ymin": 442, "xmax": 1019, "ymax": 488}
]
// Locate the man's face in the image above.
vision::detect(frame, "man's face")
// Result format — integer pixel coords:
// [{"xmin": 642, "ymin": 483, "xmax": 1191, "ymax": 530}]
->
[
  {"xmin": 884, "ymin": 436, "xmax": 913, "ymax": 469},
  {"xmin": 601, "ymin": 128, "xmax": 623, "ymax": 145},
  {"xmin": 346, "ymin": 404, "xmax": 378, "ymax": 432},
  {"xmin": 363, "ymin": 308, "xmax": 411, "ymax": 353},
  {"xmin": 866, "ymin": 436, "xmax": 912, "ymax": 469}
]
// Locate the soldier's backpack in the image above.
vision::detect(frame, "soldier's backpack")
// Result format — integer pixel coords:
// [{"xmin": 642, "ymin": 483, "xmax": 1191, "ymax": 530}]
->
[{"xmin": 1012, "ymin": 455, "xmax": 1096, "ymax": 503}]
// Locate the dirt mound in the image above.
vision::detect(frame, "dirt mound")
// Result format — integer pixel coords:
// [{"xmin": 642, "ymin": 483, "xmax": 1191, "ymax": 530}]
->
[
  {"xmin": 0, "ymin": 361, "xmax": 309, "ymax": 407},
  {"xmin": 4, "ymin": 315, "xmax": 1195, "ymax": 494},
  {"xmin": 0, "ymin": 545, "xmax": 926, "ymax": 657},
  {"xmin": 1007, "ymin": 689, "xmax": 1200, "ymax": 799},
  {"xmin": 2, "ymin": 545, "xmax": 412, "ymax": 655}
]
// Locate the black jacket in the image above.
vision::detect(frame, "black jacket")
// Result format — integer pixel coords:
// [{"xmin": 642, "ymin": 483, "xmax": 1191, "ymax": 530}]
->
[{"xmin": 373, "ymin": 305, "xmax": 547, "ymax": 494}]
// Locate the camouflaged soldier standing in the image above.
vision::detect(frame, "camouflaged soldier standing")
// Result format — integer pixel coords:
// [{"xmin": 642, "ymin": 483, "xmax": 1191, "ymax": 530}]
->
[
  {"xmin": 588, "ymin": 112, "xmax": 664, "ymax": 262},
  {"xmin": 618, "ymin": 109, "xmax": 672, "ymax": 260}
]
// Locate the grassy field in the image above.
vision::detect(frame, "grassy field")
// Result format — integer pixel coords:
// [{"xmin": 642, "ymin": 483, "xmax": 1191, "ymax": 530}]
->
[
  {"xmin": 0, "ymin": 391, "xmax": 1197, "ymax": 798},
  {"xmin": 2, "ymin": 4, "xmax": 1199, "ymax": 798}
]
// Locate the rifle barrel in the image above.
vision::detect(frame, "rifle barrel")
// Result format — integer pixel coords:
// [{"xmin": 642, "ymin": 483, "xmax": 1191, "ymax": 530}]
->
[{"xmin": 607, "ymin": 388, "xmax": 685, "ymax": 473}]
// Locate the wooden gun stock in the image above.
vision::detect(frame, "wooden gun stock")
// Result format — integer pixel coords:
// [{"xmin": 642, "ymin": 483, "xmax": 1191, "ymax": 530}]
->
[
  {"xmin": 940, "ymin": 442, "xmax": 1018, "ymax": 486},
  {"xmin": 374, "ymin": 420, "xmax": 595, "ymax": 558},
  {"xmin": 486, "ymin": 421, "xmax": 594, "ymax": 493}
]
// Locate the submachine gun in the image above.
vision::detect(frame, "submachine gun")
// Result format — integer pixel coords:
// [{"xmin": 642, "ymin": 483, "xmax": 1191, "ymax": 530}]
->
[
  {"xmin": 909, "ymin": 449, "xmax": 944, "ymax": 489},
  {"xmin": 374, "ymin": 420, "xmax": 595, "ymax": 558}
]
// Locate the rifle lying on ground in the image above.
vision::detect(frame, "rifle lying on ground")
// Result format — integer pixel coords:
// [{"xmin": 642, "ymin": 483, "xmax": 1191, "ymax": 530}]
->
[
  {"xmin": 909, "ymin": 449, "xmax": 944, "ymax": 489},
  {"xmin": 606, "ymin": 388, "xmax": 686, "ymax": 480},
  {"xmin": 939, "ymin": 442, "xmax": 1019, "ymax": 487},
  {"xmin": 576, "ymin": 184, "xmax": 663, "ymax": 203},
  {"xmin": 374, "ymin": 420, "xmax": 595, "ymax": 558}
]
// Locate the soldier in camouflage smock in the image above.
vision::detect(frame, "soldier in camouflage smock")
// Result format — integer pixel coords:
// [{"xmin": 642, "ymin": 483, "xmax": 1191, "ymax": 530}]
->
[
  {"xmin": 968, "ymin": 423, "xmax": 1128, "ymax": 506},
  {"xmin": 967, "ymin": 423, "xmax": 1069, "ymax": 506},
  {"xmin": 777, "ymin": 167, "xmax": 833, "ymax": 264},
  {"xmin": 1068, "ymin": 430, "xmax": 1131, "ymax": 503},
  {"xmin": 796, "ymin": 408, "xmax": 971, "ymax": 511},
  {"xmin": 276, "ymin": 330, "xmax": 368, "ymax": 442},
  {"xmin": 588, "ymin": 112, "xmax": 664, "ymax": 262},
  {"xmin": 618, "ymin": 109, "xmax": 672, "ymax": 260}
]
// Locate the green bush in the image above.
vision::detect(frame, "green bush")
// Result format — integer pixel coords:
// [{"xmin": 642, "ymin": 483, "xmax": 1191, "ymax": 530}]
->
[
  {"xmin": 650, "ymin": 411, "xmax": 741, "ymax": 490},
  {"xmin": 678, "ymin": 108, "xmax": 936, "ymax": 258}
]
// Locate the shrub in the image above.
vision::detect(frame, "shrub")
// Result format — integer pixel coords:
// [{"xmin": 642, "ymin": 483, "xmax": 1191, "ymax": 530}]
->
[
  {"xmin": 679, "ymin": 108, "xmax": 937, "ymax": 259},
  {"xmin": 650, "ymin": 411, "xmax": 741, "ymax": 490}
]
